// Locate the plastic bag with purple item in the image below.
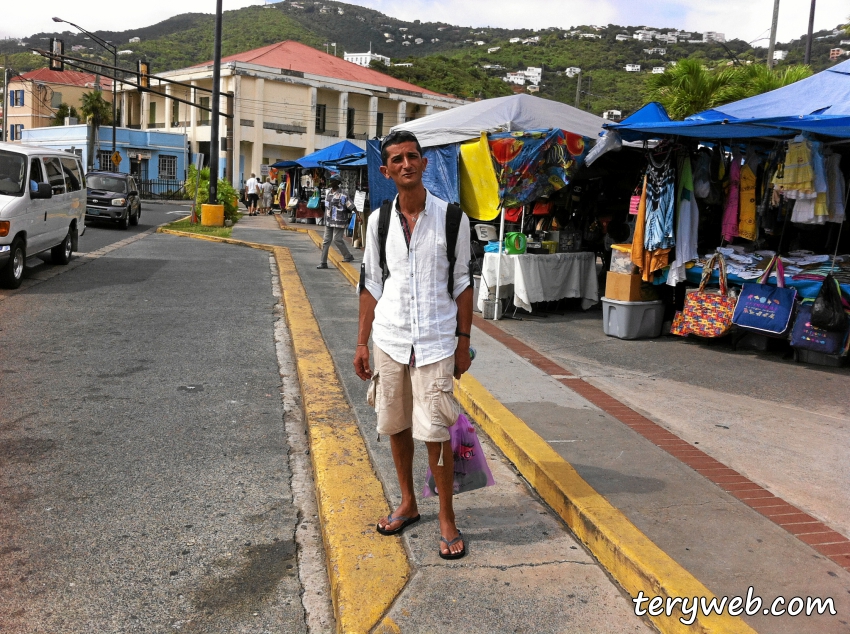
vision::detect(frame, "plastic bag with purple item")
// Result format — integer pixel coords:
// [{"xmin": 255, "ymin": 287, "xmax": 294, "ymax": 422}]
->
[{"xmin": 423, "ymin": 413, "xmax": 495, "ymax": 497}]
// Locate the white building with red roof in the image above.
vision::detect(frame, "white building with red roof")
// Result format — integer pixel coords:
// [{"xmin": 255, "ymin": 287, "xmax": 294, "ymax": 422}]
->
[{"xmin": 114, "ymin": 40, "xmax": 465, "ymax": 187}]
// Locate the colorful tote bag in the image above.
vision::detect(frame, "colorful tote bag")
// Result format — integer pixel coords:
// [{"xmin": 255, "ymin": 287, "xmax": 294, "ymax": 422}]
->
[
  {"xmin": 671, "ymin": 253, "xmax": 737, "ymax": 338},
  {"xmin": 790, "ymin": 303, "xmax": 848, "ymax": 355},
  {"xmin": 732, "ymin": 256, "xmax": 797, "ymax": 337}
]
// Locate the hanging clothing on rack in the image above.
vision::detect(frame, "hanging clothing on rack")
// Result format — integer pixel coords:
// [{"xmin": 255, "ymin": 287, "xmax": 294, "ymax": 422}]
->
[
  {"xmin": 721, "ymin": 149, "xmax": 741, "ymax": 242},
  {"xmin": 738, "ymin": 158, "xmax": 757, "ymax": 241},
  {"xmin": 826, "ymin": 152, "xmax": 846, "ymax": 223},
  {"xmin": 631, "ymin": 173, "xmax": 671, "ymax": 282},
  {"xmin": 644, "ymin": 150, "xmax": 676, "ymax": 251},
  {"xmin": 668, "ymin": 154, "xmax": 699, "ymax": 287}
]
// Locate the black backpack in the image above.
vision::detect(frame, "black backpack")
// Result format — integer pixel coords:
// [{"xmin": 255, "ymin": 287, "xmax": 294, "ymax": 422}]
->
[{"xmin": 359, "ymin": 199, "xmax": 465, "ymax": 298}]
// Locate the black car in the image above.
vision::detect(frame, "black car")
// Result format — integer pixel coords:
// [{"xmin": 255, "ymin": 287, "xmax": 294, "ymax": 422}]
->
[{"xmin": 85, "ymin": 172, "xmax": 141, "ymax": 229}]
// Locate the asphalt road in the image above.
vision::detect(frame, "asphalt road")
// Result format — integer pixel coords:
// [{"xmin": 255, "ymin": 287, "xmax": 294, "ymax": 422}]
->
[
  {"xmin": 0, "ymin": 232, "xmax": 307, "ymax": 633},
  {"xmin": 77, "ymin": 202, "xmax": 191, "ymax": 254}
]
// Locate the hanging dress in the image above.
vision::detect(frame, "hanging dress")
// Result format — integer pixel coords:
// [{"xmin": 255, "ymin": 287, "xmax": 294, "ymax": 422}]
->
[
  {"xmin": 668, "ymin": 155, "xmax": 700, "ymax": 287},
  {"xmin": 738, "ymin": 161, "xmax": 757, "ymax": 241},
  {"xmin": 721, "ymin": 149, "xmax": 741, "ymax": 242},
  {"xmin": 644, "ymin": 151, "xmax": 676, "ymax": 251}
]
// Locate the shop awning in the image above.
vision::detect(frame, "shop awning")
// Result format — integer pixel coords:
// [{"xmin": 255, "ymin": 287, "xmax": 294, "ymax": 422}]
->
[
  {"xmin": 296, "ymin": 140, "xmax": 364, "ymax": 169},
  {"xmin": 270, "ymin": 160, "xmax": 300, "ymax": 169},
  {"xmin": 391, "ymin": 94, "xmax": 605, "ymax": 148},
  {"xmin": 607, "ymin": 59, "xmax": 850, "ymax": 141}
]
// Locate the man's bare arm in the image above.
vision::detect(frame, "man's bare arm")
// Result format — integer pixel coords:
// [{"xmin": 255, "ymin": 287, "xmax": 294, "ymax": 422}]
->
[
  {"xmin": 353, "ymin": 289, "xmax": 378, "ymax": 380},
  {"xmin": 453, "ymin": 286, "xmax": 473, "ymax": 379}
]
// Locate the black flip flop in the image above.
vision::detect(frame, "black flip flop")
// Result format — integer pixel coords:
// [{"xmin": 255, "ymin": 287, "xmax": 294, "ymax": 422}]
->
[
  {"xmin": 376, "ymin": 513, "xmax": 421, "ymax": 536},
  {"xmin": 439, "ymin": 531, "xmax": 466, "ymax": 560}
]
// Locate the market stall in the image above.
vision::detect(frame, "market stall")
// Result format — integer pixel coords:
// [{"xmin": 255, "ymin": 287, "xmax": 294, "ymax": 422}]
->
[
  {"xmin": 595, "ymin": 59, "xmax": 850, "ymax": 363},
  {"xmin": 373, "ymin": 94, "xmax": 612, "ymax": 318}
]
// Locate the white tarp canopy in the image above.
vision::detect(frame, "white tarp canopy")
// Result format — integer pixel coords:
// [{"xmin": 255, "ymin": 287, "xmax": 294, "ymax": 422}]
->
[{"xmin": 391, "ymin": 94, "xmax": 606, "ymax": 148}]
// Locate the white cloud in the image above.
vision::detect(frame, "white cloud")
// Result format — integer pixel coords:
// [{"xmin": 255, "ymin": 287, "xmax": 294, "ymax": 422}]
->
[{"xmin": 1, "ymin": 0, "xmax": 846, "ymax": 45}]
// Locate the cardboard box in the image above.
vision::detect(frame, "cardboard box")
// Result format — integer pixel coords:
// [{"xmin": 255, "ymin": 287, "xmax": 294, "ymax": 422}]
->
[{"xmin": 605, "ymin": 272, "xmax": 658, "ymax": 302}]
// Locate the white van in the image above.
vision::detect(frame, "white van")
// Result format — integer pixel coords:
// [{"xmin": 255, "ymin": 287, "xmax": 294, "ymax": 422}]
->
[{"xmin": 0, "ymin": 142, "xmax": 86, "ymax": 288}]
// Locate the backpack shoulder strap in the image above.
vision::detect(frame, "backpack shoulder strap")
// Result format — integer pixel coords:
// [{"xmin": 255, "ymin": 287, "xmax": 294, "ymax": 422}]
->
[
  {"xmin": 378, "ymin": 199, "xmax": 393, "ymax": 289},
  {"xmin": 445, "ymin": 203, "xmax": 463, "ymax": 299}
]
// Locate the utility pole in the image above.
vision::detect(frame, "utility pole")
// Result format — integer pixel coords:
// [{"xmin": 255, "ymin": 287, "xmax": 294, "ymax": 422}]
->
[
  {"xmin": 805, "ymin": 0, "xmax": 816, "ymax": 65},
  {"xmin": 574, "ymin": 71, "xmax": 582, "ymax": 109},
  {"xmin": 225, "ymin": 91, "xmax": 234, "ymax": 186},
  {"xmin": 767, "ymin": 0, "xmax": 780, "ymax": 68},
  {"xmin": 208, "ymin": 0, "xmax": 223, "ymax": 205}
]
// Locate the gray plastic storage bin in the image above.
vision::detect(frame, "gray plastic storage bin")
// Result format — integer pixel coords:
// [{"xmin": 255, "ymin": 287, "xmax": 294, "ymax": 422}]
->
[{"xmin": 602, "ymin": 298, "xmax": 664, "ymax": 340}]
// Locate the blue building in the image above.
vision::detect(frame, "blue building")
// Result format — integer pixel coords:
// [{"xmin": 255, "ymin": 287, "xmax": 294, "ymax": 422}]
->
[{"xmin": 21, "ymin": 125, "xmax": 188, "ymax": 196}]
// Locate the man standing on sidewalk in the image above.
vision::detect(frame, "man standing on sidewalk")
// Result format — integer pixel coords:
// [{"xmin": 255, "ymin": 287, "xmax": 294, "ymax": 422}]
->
[
  {"xmin": 353, "ymin": 130, "xmax": 472, "ymax": 560},
  {"xmin": 317, "ymin": 176, "xmax": 355, "ymax": 269},
  {"xmin": 245, "ymin": 173, "xmax": 260, "ymax": 216}
]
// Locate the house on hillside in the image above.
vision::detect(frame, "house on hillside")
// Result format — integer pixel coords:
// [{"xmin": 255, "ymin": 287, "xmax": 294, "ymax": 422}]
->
[
  {"xmin": 129, "ymin": 37, "xmax": 140, "ymax": 44},
  {"xmin": 527, "ymin": 85, "xmax": 539, "ymax": 93},
  {"xmin": 488, "ymin": 47, "xmax": 500, "ymax": 53},
  {"xmin": 652, "ymin": 67, "xmax": 665, "ymax": 74},
  {"xmin": 602, "ymin": 110, "xmax": 622, "ymax": 121},
  {"xmin": 344, "ymin": 51, "xmax": 391, "ymax": 67},
  {"xmin": 523, "ymin": 36, "xmax": 540, "ymax": 44},
  {"xmin": 415, "ymin": 38, "xmax": 424, "ymax": 45},
  {"xmin": 773, "ymin": 50, "xmax": 788, "ymax": 61},
  {"xmin": 615, "ymin": 34, "xmax": 631, "ymax": 42},
  {"xmin": 110, "ymin": 40, "xmax": 465, "ymax": 188},
  {"xmin": 509, "ymin": 37, "xmax": 521, "ymax": 44},
  {"xmin": 625, "ymin": 64, "xmax": 641, "ymax": 72},
  {"xmin": 5, "ymin": 68, "xmax": 113, "ymax": 141},
  {"xmin": 565, "ymin": 67, "xmax": 581, "ymax": 78},
  {"xmin": 503, "ymin": 72, "xmax": 526, "ymax": 85},
  {"xmin": 703, "ymin": 32, "xmax": 725, "ymax": 43},
  {"xmin": 524, "ymin": 67, "xmax": 542, "ymax": 85},
  {"xmin": 830, "ymin": 48, "xmax": 850, "ymax": 60},
  {"xmin": 643, "ymin": 48, "xmax": 666, "ymax": 55},
  {"xmin": 579, "ymin": 33, "xmax": 601, "ymax": 39}
]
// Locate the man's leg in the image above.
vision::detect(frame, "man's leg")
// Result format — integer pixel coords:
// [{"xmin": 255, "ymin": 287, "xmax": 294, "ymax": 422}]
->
[
  {"xmin": 333, "ymin": 227, "xmax": 353, "ymax": 260},
  {"xmin": 319, "ymin": 224, "xmax": 333, "ymax": 266},
  {"xmin": 377, "ymin": 428, "xmax": 418, "ymax": 532},
  {"xmin": 425, "ymin": 440, "xmax": 463, "ymax": 556}
]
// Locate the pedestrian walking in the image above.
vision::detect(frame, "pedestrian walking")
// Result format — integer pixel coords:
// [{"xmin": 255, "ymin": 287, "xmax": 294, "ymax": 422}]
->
[
  {"xmin": 245, "ymin": 173, "xmax": 260, "ymax": 216},
  {"xmin": 317, "ymin": 176, "xmax": 355, "ymax": 269},
  {"xmin": 353, "ymin": 130, "xmax": 472, "ymax": 560},
  {"xmin": 261, "ymin": 177, "xmax": 275, "ymax": 215}
]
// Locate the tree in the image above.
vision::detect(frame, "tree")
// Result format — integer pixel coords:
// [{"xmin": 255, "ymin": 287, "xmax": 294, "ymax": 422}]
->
[
  {"xmin": 645, "ymin": 59, "xmax": 812, "ymax": 120},
  {"xmin": 50, "ymin": 103, "xmax": 80, "ymax": 126},
  {"xmin": 79, "ymin": 90, "xmax": 113, "ymax": 170}
]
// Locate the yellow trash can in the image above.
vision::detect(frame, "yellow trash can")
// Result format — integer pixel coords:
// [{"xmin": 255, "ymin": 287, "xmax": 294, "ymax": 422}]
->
[{"xmin": 201, "ymin": 203, "xmax": 225, "ymax": 227}]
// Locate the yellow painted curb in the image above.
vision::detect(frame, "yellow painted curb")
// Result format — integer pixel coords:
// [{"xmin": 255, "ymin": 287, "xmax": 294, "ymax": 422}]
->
[
  {"xmin": 454, "ymin": 374, "xmax": 757, "ymax": 634},
  {"xmin": 155, "ymin": 227, "xmax": 410, "ymax": 633},
  {"xmin": 275, "ymin": 246, "xmax": 409, "ymax": 634}
]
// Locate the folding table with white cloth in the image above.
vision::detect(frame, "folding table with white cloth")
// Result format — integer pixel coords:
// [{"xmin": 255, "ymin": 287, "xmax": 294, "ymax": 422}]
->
[{"xmin": 478, "ymin": 252, "xmax": 599, "ymax": 313}]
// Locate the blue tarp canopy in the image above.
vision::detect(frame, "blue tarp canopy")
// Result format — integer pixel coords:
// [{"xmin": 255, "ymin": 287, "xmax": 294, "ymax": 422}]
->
[
  {"xmin": 322, "ymin": 153, "xmax": 367, "ymax": 169},
  {"xmin": 296, "ymin": 140, "xmax": 364, "ymax": 169},
  {"xmin": 607, "ymin": 59, "xmax": 850, "ymax": 141},
  {"xmin": 270, "ymin": 160, "xmax": 300, "ymax": 169}
]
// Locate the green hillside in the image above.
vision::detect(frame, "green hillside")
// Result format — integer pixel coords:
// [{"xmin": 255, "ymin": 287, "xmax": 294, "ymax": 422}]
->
[{"xmin": 2, "ymin": 2, "xmax": 847, "ymax": 118}]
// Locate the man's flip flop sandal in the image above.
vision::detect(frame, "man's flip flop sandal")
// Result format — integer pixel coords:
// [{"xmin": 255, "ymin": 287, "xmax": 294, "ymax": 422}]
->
[
  {"xmin": 439, "ymin": 531, "xmax": 467, "ymax": 560},
  {"xmin": 376, "ymin": 514, "xmax": 421, "ymax": 536}
]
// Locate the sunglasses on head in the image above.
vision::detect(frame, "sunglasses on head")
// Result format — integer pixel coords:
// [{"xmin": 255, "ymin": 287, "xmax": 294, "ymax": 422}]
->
[{"xmin": 380, "ymin": 130, "xmax": 419, "ymax": 151}]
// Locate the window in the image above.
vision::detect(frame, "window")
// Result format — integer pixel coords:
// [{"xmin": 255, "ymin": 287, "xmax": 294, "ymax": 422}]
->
[
  {"xmin": 346, "ymin": 107, "xmax": 355, "ymax": 139},
  {"xmin": 149, "ymin": 102, "xmax": 157, "ymax": 126},
  {"xmin": 315, "ymin": 104, "xmax": 326, "ymax": 133},
  {"xmin": 9, "ymin": 90, "xmax": 24, "ymax": 107},
  {"xmin": 60, "ymin": 157, "xmax": 83, "ymax": 191},
  {"xmin": 199, "ymin": 97, "xmax": 210, "ymax": 124},
  {"xmin": 376, "ymin": 112, "xmax": 384, "ymax": 138},
  {"xmin": 158, "ymin": 154, "xmax": 177, "ymax": 179},
  {"xmin": 43, "ymin": 156, "xmax": 66, "ymax": 195},
  {"xmin": 30, "ymin": 158, "xmax": 44, "ymax": 186},
  {"xmin": 9, "ymin": 124, "xmax": 24, "ymax": 141},
  {"xmin": 172, "ymin": 99, "xmax": 179, "ymax": 125},
  {"xmin": 98, "ymin": 151, "xmax": 113, "ymax": 171},
  {"xmin": 51, "ymin": 92, "xmax": 63, "ymax": 109}
]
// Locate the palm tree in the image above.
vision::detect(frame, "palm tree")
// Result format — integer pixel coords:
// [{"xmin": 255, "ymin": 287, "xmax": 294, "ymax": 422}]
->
[
  {"xmin": 79, "ymin": 90, "xmax": 113, "ymax": 170},
  {"xmin": 645, "ymin": 59, "xmax": 812, "ymax": 120},
  {"xmin": 644, "ymin": 59, "xmax": 739, "ymax": 120}
]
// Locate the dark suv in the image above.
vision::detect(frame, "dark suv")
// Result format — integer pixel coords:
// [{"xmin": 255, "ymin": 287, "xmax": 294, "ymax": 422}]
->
[{"xmin": 85, "ymin": 172, "xmax": 141, "ymax": 229}]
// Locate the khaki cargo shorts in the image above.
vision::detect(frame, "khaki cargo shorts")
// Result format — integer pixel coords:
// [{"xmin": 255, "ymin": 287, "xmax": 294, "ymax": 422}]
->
[{"xmin": 367, "ymin": 345, "xmax": 460, "ymax": 443}]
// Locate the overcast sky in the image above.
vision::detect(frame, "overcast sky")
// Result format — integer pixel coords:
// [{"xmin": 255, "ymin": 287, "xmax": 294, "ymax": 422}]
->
[{"xmin": 1, "ymin": 0, "xmax": 846, "ymax": 46}]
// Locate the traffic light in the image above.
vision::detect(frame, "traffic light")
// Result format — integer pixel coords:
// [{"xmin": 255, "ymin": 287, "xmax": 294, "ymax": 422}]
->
[
  {"xmin": 137, "ymin": 60, "xmax": 150, "ymax": 91},
  {"xmin": 49, "ymin": 38, "xmax": 64, "ymax": 71}
]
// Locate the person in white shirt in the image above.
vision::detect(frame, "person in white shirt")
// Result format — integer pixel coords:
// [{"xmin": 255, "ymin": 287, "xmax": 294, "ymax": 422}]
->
[
  {"xmin": 261, "ymin": 178, "xmax": 274, "ymax": 215},
  {"xmin": 354, "ymin": 130, "xmax": 472, "ymax": 560},
  {"xmin": 244, "ymin": 173, "xmax": 259, "ymax": 216}
]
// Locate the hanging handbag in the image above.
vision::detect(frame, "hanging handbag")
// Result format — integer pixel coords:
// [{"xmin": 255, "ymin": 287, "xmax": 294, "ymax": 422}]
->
[
  {"xmin": 790, "ymin": 303, "xmax": 848, "ymax": 355},
  {"xmin": 532, "ymin": 200, "xmax": 553, "ymax": 216},
  {"xmin": 306, "ymin": 190, "xmax": 321, "ymax": 210},
  {"xmin": 811, "ymin": 273, "xmax": 848, "ymax": 332},
  {"xmin": 671, "ymin": 253, "xmax": 737, "ymax": 338},
  {"xmin": 731, "ymin": 256, "xmax": 797, "ymax": 338},
  {"xmin": 504, "ymin": 207, "xmax": 522, "ymax": 222}
]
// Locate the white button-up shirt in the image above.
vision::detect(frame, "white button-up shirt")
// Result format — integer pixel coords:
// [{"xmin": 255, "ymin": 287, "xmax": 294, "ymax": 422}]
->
[{"xmin": 363, "ymin": 191, "xmax": 471, "ymax": 367}]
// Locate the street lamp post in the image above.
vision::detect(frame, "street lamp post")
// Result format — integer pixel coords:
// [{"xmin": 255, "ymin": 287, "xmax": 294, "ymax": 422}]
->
[{"xmin": 52, "ymin": 17, "xmax": 117, "ymax": 169}]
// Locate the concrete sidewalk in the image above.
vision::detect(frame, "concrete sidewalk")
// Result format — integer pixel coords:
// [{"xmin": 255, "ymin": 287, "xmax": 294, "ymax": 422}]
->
[{"xmin": 231, "ymin": 216, "xmax": 655, "ymax": 633}]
